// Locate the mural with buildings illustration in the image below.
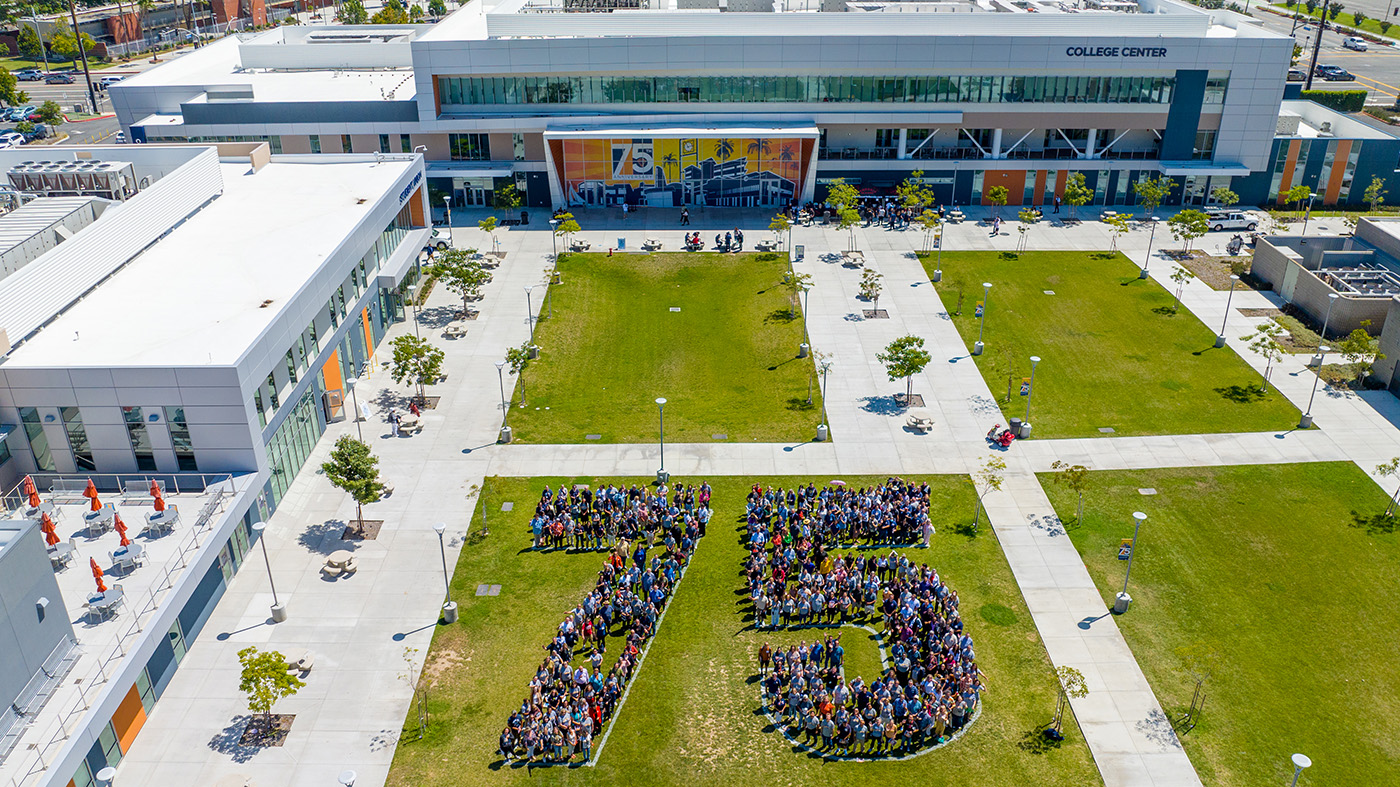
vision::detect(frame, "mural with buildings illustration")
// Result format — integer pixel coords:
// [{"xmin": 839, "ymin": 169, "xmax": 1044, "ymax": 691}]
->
[{"xmin": 558, "ymin": 137, "xmax": 811, "ymax": 207}]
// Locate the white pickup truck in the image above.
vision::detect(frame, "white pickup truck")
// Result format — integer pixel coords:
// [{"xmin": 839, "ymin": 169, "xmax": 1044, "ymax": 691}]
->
[{"xmin": 1204, "ymin": 211, "xmax": 1258, "ymax": 232}]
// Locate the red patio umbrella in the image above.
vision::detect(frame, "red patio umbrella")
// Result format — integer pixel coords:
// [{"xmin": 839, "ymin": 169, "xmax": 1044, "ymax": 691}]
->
[
  {"xmin": 151, "ymin": 481, "xmax": 166, "ymax": 513},
  {"xmin": 83, "ymin": 479, "xmax": 101, "ymax": 512},
  {"xmin": 114, "ymin": 514, "xmax": 130, "ymax": 547},
  {"xmin": 40, "ymin": 512, "xmax": 59, "ymax": 546},
  {"xmin": 23, "ymin": 475, "xmax": 40, "ymax": 508},
  {"xmin": 90, "ymin": 557, "xmax": 107, "ymax": 594}
]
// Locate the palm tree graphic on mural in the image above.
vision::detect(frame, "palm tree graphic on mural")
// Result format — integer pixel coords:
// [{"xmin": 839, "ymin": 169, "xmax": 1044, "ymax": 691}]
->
[
  {"xmin": 747, "ymin": 139, "xmax": 772, "ymax": 158},
  {"xmin": 715, "ymin": 139, "xmax": 736, "ymax": 162},
  {"xmin": 662, "ymin": 152, "xmax": 679, "ymax": 183},
  {"xmin": 778, "ymin": 144, "xmax": 795, "ymax": 162}
]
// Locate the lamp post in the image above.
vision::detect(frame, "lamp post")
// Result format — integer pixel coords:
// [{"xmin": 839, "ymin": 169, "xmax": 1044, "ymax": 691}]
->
[
  {"xmin": 442, "ymin": 194, "xmax": 452, "ymax": 229},
  {"xmin": 798, "ymin": 285, "xmax": 811, "ymax": 358},
  {"xmin": 1140, "ymin": 216, "xmax": 1160, "ymax": 279},
  {"xmin": 1112, "ymin": 511, "xmax": 1148, "ymax": 614},
  {"xmin": 932, "ymin": 217, "xmax": 945, "ymax": 281},
  {"xmin": 1288, "ymin": 753, "xmax": 1312, "ymax": 787},
  {"xmin": 549, "ymin": 217, "xmax": 559, "ymax": 259},
  {"xmin": 524, "ymin": 285, "xmax": 536, "ymax": 347},
  {"xmin": 251, "ymin": 522, "xmax": 287, "ymax": 622},
  {"xmin": 433, "ymin": 522, "xmax": 457, "ymax": 623},
  {"xmin": 338, "ymin": 771, "xmax": 357, "ymax": 787},
  {"xmin": 495, "ymin": 360, "xmax": 511, "ymax": 443},
  {"xmin": 1214, "ymin": 274, "xmax": 1240, "ymax": 348},
  {"xmin": 1301, "ymin": 193, "xmax": 1316, "ymax": 235},
  {"xmin": 655, "ymin": 397, "xmax": 668, "ymax": 484},
  {"xmin": 1317, "ymin": 292, "xmax": 1340, "ymax": 355},
  {"xmin": 817, "ymin": 359, "xmax": 832, "ymax": 442},
  {"xmin": 345, "ymin": 376, "xmax": 363, "ymax": 441},
  {"xmin": 1300, "ymin": 345, "xmax": 1329, "ymax": 428},
  {"xmin": 974, "ymin": 282, "xmax": 992, "ymax": 355}
]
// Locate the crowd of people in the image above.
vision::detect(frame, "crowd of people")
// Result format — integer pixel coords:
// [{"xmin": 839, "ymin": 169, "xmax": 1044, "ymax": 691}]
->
[
  {"xmin": 529, "ymin": 481, "xmax": 711, "ymax": 551},
  {"xmin": 742, "ymin": 480, "xmax": 982, "ymax": 757},
  {"xmin": 499, "ymin": 485, "xmax": 710, "ymax": 766}
]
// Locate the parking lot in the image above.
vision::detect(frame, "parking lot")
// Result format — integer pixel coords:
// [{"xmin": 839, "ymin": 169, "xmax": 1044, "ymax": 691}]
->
[{"xmin": 1257, "ymin": 8, "xmax": 1400, "ymax": 102}]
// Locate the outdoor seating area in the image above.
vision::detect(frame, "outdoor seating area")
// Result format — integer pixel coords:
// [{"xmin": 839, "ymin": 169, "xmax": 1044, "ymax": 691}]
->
[
  {"xmin": 397, "ymin": 414, "xmax": 423, "ymax": 434},
  {"xmin": 285, "ymin": 649, "xmax": 316, "ymax": 675},
  {"xmin": 906, "ymin": 409, "xmax": 935, "ymax": 433},
  {"xmin": 569, "ymin": 240, "xmax": 591, "ymax": 252},
  {"xmin": 755, "ymin": 239, "xmax": 779, "ymax": 252},
  {"xmin": 642, "ymin": 238, "xmax": 663, "ymax": 251},
  {"xmin": 444, "ymin": 321, "xmax": 469, "ymax": 339},
  {"xmin": 322, "ymin": 549, "xmax": 359, "ymax": 578}
]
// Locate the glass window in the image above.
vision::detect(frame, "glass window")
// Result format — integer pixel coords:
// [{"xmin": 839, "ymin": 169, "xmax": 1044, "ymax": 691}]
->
[
  {"xmin": 309, "ymin": 135, "xmax": 321, "ymax": 154},
  {"xmin": 61, "ymin": 406, "xmax": 95, "ymax": 471},
  {"xmin": 378, "ymin": 134, "xmax": 390, "ymax": 153},
  {"xmin": 19, "ymin": 407, "xmax": 54, "ymax": 472},
  {"xmin": 401, "ymin": 134, "xmax": 412, "ymax": 154},
  {"xmin": 269, "ymin": 135, "xmax": 282, "ymax": 154},
  {"xmin": 448, "ymin": 133, "xmax": 490, "ymax": 161},
  {"xmin": 97, "ymin": 721, "xmax": 122, "ymax": 766},
  {"xmin": 168, "ymin": 619, "xmax": 187, "ymax": 663},
  {"xmin": 122, "ymin": 407, "xmax": 156, "ymax": 472},
  {"xmin": 513, "ymin": 132, "xmax": 526, "ymax": 161},
  {"xmin": 0, "ymin": 436, "xmax": 10, "ymax": 467},
  {"xmin": 166, "ymin": 407, "xmax": 197, "ymax": 472},
  {"xmin": 341, "ymin": 134, "xmax": 353, "ymax": 154},
  {"xmin": 135, "ymin": 668, "xmax": 157, "ymax": 712}
]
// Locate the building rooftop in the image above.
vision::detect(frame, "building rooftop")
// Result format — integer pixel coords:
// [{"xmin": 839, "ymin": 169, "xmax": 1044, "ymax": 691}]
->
[
  {"xmin": 0, "ymin": 197, "xmax": 104, "ymax": 257},
  {"xmin": 3, "ymin": 154, "xmax": 418, "ymax": 368}
]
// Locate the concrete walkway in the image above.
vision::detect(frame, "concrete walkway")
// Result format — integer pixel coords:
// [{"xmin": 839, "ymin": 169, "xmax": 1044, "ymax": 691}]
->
[{"xmin": 115, "ymin": 205, "xmax": 1398, "ymax": 787}]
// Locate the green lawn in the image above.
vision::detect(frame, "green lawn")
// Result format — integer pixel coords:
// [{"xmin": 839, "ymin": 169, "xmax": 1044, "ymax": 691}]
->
[
  {"xmin": 923, "ymin": 250, "xmax": 1299, "ymax": 438},
  {"xmin": 507, "ymin": 252, "xmax": 822, "ymax": 443},
  {"xmin": 386, "ymin": 475, "xmax": 1101, "ymax": 787},
  {"xmin": 1269, "ymin": 4, "xmax": 1391, "ymax": 38},
  {"xmin": 1040, "ymin": 463, "xmax": 1400, "ymax": 787}
]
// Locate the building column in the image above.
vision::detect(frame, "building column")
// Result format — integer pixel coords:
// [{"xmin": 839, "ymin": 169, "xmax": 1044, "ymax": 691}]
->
[
  {"xmin": 1086, "ymin": 129, "xmax": 1098, "ymax": 160},
  {"xmin": 991, "ymin": 128, "xmax": 1003, "ymax": 160}
]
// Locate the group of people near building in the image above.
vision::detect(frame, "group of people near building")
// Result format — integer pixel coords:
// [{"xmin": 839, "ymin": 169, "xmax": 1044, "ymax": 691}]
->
[
  {"xmin": 530, "ymin": 481, "xmax": 712, "ymax": 551},
  {"xmin": 742, "ymin": 480, "xmax": 981, "ymax": 756},
  {"xmin": 742, "ymin": 479, "xmax": 935, "ymax": 549},
  {"xmin": 499, "ymin": 485, "xmax": 710, "ymax": 766}
]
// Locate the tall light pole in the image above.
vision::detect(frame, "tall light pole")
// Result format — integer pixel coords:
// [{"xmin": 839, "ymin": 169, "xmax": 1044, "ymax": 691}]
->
[
  {"xmin": 67, "ymin": 0, "xmax": 98, "ymax": 116},
  {"xmin": 1112, "ymin": 511, "xmax": 1148, "ymax": 614},
  {"xmin": 27, "ymin": 8, "xmax": 49, "ymax": 74},
  {"xmin": 932, "ymin": 217, "xmax": 945, "ymax": 282},
  {"xmin": 1288, "ymin": 753, "xmax": 1312, "ymax": 787},
  {"xmin": 433, "ymin": 522, "xmax": 457, "ymax": 623},
  {"xmin": 1140, "ymin": 216, "xmax": 1160, "ymax": 279},
  {"xmin": 1319, "ymin": 292, "xmax": 1340, "ymax": 346},
  {"xmin": 345, "ymin": 376, "xmax": 363, "ymax": 441},
  {"xmin": 1215, "ymin": 274, "xmax": 1240, "ymax": 348},
  {"xmin": 549, "ymin": 218, "xmax": 559, "ymax": 259},
  {"xmin": 251, "ymin": 522, "xmax": 287, "ymax": 622},
  {"xmin": 1300, "ymin": 345, "xmax": 1329, "ymax": 428},
  {"xmin": 524, "ymin": 285, "xmax": 535, "ymax": 345},
  {"xmin": 1024, "ymin": 355, "xmax": 1041, "ymax": 434},
  {"xmin": 1301, "ymin": 193, "xmax": 1317, "ymax": 235},
  {"xmin": 495, "ymin": 360, "xmax": 511, "ymax": 443},
  {"xmin": 798, "ymin": 285, "xmax": 811, "ymax": 358},
  {"xmin": 655, "ymin": 397, "xmax": 668, "ymax": 484},
  {"xmin": 974, "ymin": 281, "xmax": 992, "ymax": 355},
  {"xmin": 442, "ymin": 194, "xmax": 452, "ymax": 230}
]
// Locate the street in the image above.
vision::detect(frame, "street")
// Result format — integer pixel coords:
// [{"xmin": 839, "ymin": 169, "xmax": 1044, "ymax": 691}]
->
[{"xmin": 1255, "ymin": 6, "xmax": 1400, "ymax": 102}]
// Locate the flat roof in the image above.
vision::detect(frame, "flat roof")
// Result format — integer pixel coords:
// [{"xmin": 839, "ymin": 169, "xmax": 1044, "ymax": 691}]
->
[
  {"xmin": 4, "ymin": 156, "xmax": 417, "ymax": 368},
  {"xmin": 0, "ymin": 197, "xmax": 100, "ymax": 255}
]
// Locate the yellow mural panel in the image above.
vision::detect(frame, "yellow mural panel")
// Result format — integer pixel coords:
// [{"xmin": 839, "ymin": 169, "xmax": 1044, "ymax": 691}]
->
[{"xmin": 561, "ymin": 136, "xmax": 807, "ymax": 208}]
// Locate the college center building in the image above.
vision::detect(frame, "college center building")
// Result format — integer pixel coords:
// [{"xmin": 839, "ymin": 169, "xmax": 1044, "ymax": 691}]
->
[{"xmin": 115, "ymin": 0, "xmax": 1395, "ymax": 211}]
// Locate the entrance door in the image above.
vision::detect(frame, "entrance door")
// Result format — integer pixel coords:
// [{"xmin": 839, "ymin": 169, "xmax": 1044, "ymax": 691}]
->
[
  {"xmin": 1183, "ymin": 176, "xmax": 1207, "ymax": 205},
  {"xmin": 465, "ymin": 187, "xmax": 488, "ymax": 206}
]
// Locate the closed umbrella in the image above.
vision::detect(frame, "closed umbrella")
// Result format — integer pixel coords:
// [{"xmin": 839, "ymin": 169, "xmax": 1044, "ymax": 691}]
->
[
  {"xmin": 40, "ymin": 512, "xmax": 59, "ymax": 546},
  {"xmin": 83, "ymin": 479, "xmax": 101, "ymax": 512},
  {"xmin": 90, "ymin": 557, "xmax": 107, "ymax": 594},
  {"xmin": 114, "ymin": 514, "xmax": 130, "ymax": 547},
  {"xmin": 151, "ymin": 482, "xmax": 166, "ymax": 513},
  {"xmin": 23, "ymin": 475, "xmax": 40, "ymax": 508}
]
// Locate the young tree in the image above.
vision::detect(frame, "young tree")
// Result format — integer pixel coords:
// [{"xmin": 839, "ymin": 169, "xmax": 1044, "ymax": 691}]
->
[
  {"xmin": 478, "ymin": 215, "xmax": 499, "ymax": 252},
  {"xmin": 1351, "ymin": 9, "xmax": 1366, "ymax": 26},
  {"xmin": 1381, "ymin": 19, "xmax": 1394, "ymax": 35},
  {"xmin": 1106, "ymin": 212, "xmax": 1131, "ymax": 252},
  {"xmin": 986, "ymin": 185, "xmax": 1009, "ymax": 220},
  {"xmin": 971, "ymin": 455, "xmax": 1006, "ymax": 533},
  {"xmin": 35, "ymin": 100, "xmax": 61, "ymax": 125},
  {"xmin": 1376, "ymin": 457, "xmax": 1400, "ymax": 516},
  {"xmin": 0, "ymin": 69, "xmax": 26, "ymax": 109},
  {"xmin": 1327, "ymin": 2, "xmax": 1344, "ymax": 21},
  {"xmin": 238, "ymin": 646, "xmax": 305, "ymax": 740},
  {"xmin": 371, "ymin": 3, "xmax": 410, "ymax": 23},
  {"xmin": 1338, "ymin": 321, "xmax": 1383, "ymax": 384},
  {"xmin": 858, "ymin": 268, "xmax": 884, "ymax": 314},
  {"xmin": 409, "ymin": 4, "xmax": 425, "ymax": 22},
  {"xmin": 917, "ymin": 208, "xmax": 942, "ymax": 252},
  {"xmin": 337, "ymin": 0, "xmax": 369, "ymax": 23},
  {"xmin": 1209, "ymin": 186, "xmax": 1240, "ymax": 208},
  {"xmin": 1241, "ymin": 322, "xmax": 1287, "ymax": 391},
  {"xmin": 493, "ymin": 182, "xmax": 522, "ymax": 216},
  {"xmin": 836, "ymin": 205, "xmax": 861, "ymax": 252},
  {"xmin": 1050, "ymin": 461, "xmax": 1091, "ymax": 526},
  {"xmin": 1169, "ymin": 266, "xmax": 1195, "ymax": 313},
  {"xmin": 1364, "ymin": 175, "xmax": 1387, "ymax": 213},
  {"xmin": 1304, "ymin": 0, "xmax": 1318, "ymax": 12},
  {"xmin": 1167, "ymin": 209, "xmax": 1209, "ymax": 253},
  {"xmin": 1017, "ymin": 207, "xmax": 1040, "ymax": 251},
  {"xmin": 428, "ymin": 249, "xmax": 491, "ymax": 316},
  {"xmin": 768, "ymin": 212, "xmax": 791, "ymax": 248},
  {"xmin": 49, "ymin": 29, "xmax": 96, "ymax": 61},
  {"xmin": 1131, "ymin": 176, "xmax": 1175, "ymax": 215},
  {"xmin": 428, "ymin": 0, "xmax": 448, "ymax": 15},
  {"xmin": 552, "ymin": 211, "xmax": 581, "ymax": 248},
  {"xmin": 1050, "ymin": 666, "xmax": 1089, "ymax": 738},
  {"xmin": 877, "ymin": 335, "xmax": 931, "ymax": 402},
  {"xmin": 827, "ymin": 178, "xmax": 862, "ymax": 251},
  {"xmin": 1283, "ymin": 184, "xmax": 1313, "ymax": 212},
  {"xmin": 505, "ymin": 342, "xmax": 533, "ymax": 406},
  {"xmin": 1062, "ymin": 172, "xmax": 1093, "ymax": 222},
  {"xmin": 896, "ymin": 170, "xmax": 932, "ymax": 210},
  {"xmin": 17, "ymin": 27, "xmax": 42, "ymax": 62},
  {"xmin": 785, "ymin": 269, "xmax": 813, "ymax": 319},
  {"xmin": 389, "ymin": 334, "xmax": 445, "ymax": 406},
  {"xmin": 321, "ymin": 435, "xmax": 385, "ymax": 533},
  {"xmin": 1173, "ymin": 644, "xmax": 1219, "ymax": 729}
]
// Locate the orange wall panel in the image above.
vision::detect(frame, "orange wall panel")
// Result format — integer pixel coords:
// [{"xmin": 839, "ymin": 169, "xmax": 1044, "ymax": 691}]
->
[
  {"xmin": 981, "ymin": 170, "xmax": 1027, "ymax": 206},
  {"xmin": 112, "ymin": 685, "xmax": 147, "ymax": 753},
  {"xmin": 322, "ymin": 348, "xmax": 343, "ymax": 393},
  {"xmin": 1277, "ymin": 140, "xmax": 1301, "ymax": 205},
  {"xmin": 1032, "ymin": 170, "xmax": 1047, "ymax": 206},
  {"xmin": 1323, "ymin": 140, "xmax": 1351, "ymax": 206}
]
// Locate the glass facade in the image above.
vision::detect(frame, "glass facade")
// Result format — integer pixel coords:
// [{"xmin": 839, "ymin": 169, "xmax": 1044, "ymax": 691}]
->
[
  {"xmin": 439, "ymin": 74, "xmax": 1178, "ymax": 106},
  {"xmin": 19, "ymin": 406, "xmax": 54, "ymax": 472},
  {"xmin": 122, "ymin": 406, "xmax": 157, "ymax": 472},
  {"xmin": 61, "ymin": 406, "xmax": 95, "ymax": 472},
  {"xmin": 166, "ymin": 407, "xmax": 198, "ymax": 471},
  {"xmin": 449, "ymin": 133, "xmax": 490, "ymax": 160},
  {"xmin": 265, "ymin": 389, "xmax": 323, "ymax": 506}
]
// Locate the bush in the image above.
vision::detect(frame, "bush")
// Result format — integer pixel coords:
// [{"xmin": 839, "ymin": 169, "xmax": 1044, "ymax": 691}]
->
[{"xmin": 1300, "ymin": 89, "xmax": 1368, "ymax": 112}]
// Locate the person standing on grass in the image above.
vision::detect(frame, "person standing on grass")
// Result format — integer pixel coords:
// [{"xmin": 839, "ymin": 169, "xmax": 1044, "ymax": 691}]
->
[{"xmin": 759, "ymin": 642, "xmax": 772, "ymax": 675}]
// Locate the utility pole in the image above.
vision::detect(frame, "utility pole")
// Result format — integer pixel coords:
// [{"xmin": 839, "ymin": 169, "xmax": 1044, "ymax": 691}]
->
[
  {"xmin": 28, "ymin": 6, "xmax": 50, "ymax": 74},
  {"xmin": 66, "ymin": 0, "xmax": 98, "ymax": 115},
  {"xmin": 1305, "ymin": 0, "xmax": 1329, "ymax": 91}
]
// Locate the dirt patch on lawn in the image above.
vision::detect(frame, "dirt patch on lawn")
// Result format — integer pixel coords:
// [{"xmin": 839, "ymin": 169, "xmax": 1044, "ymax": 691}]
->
[
  {"xmin": 1170, "ymin": 251, "xmax": 1267, "ymax": 291},
  {"xmin": 422, "ymin": 648, "xmax": 465, "ymax": 688}
]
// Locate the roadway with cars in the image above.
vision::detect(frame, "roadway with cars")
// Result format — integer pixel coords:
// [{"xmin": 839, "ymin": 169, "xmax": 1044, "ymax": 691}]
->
[{"xmin": 1255, "ymin": 7, "xmax": 1400, "ymax": 103}]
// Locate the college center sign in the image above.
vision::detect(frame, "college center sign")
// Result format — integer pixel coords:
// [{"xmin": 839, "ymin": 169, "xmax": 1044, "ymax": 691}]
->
[{"xmin": 1065, "ymin": 45, "xmax": 1168, "ymax": 58}]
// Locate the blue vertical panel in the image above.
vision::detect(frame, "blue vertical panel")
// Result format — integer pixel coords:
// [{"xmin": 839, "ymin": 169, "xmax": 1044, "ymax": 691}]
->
[
  {"xmin": 145, "ymin": 636, "xmax": 177, "ymax": 697},
  {"xmin": 176, "ymin": 562, "xmax": 228, "ymax": 644},
  {"xmin": 1162, "ymin": 70, "xmax": 1208, "ymax": 161}
]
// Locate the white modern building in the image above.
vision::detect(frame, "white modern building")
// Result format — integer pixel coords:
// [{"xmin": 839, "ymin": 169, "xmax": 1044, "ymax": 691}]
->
[{"xmin": 110, "ymin": 0, "xmax": 1337, "ymax": 212}]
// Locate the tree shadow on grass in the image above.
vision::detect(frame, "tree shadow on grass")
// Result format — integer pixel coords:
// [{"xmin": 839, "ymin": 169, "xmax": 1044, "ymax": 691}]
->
[
  {"xmin": 1215, "ymin": 384, "xmax": 1267, "ymax": 404},
  {"xmin": 786, "ymin": 397, "xmax": 817, "ymax": 412},
  {"xmin": 1091, "ymin": 252, "xmax": 1117, "ymax": 261},
  {"xmin": 1349, "ymin": 509, "xmax": 1398, "ymax": 535},
  {"xmin": 765, "ymin": 308, "xmax": 799, "ymax": 324},
  {"xmin": 1017, "ymin": 725, "xmax": 1063, "ymax": 755},
  {"xmin": 1152, "ymin": 306, "xmax": 1179, "ymax": 317}
]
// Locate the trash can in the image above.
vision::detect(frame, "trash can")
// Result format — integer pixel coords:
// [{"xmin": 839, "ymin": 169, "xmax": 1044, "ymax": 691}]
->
[
  {"xmin": 521, "ymin": 210, "xmax": 529, "ymax": 225},
  {"xmin": 1009, "ymin": 417, "xmax": 1022, "ymax": 435},
  {"xmin": 1020, "ymin": 422, "xmax": 1033, "ymax": 439}
]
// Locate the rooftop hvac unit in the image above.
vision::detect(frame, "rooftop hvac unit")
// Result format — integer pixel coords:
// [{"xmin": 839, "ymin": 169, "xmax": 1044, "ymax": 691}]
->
[{"xmin": 5, "ymin": 159, "xmax": 138, "ymax": 201}]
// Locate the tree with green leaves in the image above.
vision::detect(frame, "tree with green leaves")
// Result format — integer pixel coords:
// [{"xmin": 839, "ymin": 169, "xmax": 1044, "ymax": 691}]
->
[
  {"xmin": 505, "ymin": 342, "xmax": 533, "ymax": 406},
  {"xmin": 1283, "ymin": 183, "xmax": 1312, "ymax": 212},
  {"xmin": 1365, "ymin": 175, "xmax": 1387, "ymax": 213},
  {"xmin": 1376, "ymin": 457, "xmax": 1400, "ymax": 516},
  {"xmin": 17, "ymin": 26, "xmax": 42, "ymax": 63},
  {"xmin": 1305, "ymin": 0, "xmax": 1318, "ymax": 12},
  {"xmin": 553, "ymin": 211, "xmax": 580, "ymax": 249},
  {"xmin": 917, "ymin": 208, "xmax": 942, "ymax": 252},
  {"xmin": 836, "ymin": 205, "xmax": 861, "ymax": 252},
  {"xmin": 1169, "ymin": 266, "xmax": 1195, "ymax": 313},
  {"xmin": 1328, "ymin": 1, "xmax": 1344, "ymax": 21},
  {"xmin": 768, "ymin": 212, "xmax": 791, "ymax": 248},
  {"xmin": 1241, "ymin": 322, "xmax": 1287, "ymax": 391},
  {"xmin": 1209, "ymin": 186, "xmax": 1239, "ymax": 208},
  {"xmin": 337, "ymin": 0, "xmax": 369, "ymax": 23},
  {"xmin": 321, "ymin": 435, "xmax": 385, "ymax": 532},
  {"xmin": 1381, "ymin": 19, "xmax": 1393, "ymax": 35},
  {"xmin": 1050, "ymin": 666, "xmax": 1088, "ymax": 737},
  {"xmin": 1167, "ymin": 209, "xmax": 1209, "ymax": 253},
  {"xmin": 985, "ymin": 186, "xmax": 1009, "ymax": 220},
  {"xmin": 478, "ymin": 215, "xmax": 499, "ymax": 252},
  {"xmin": 371, "ymin": 3, "xmax": 410, "ymax": 23},
  {"xmin": 1016, "ymin": 207, "xmax": 1040, "ymax": 251},
  {"xmin": 1352, "ymin": 10, "xmax": 1367, "ymax": 26},
  {"xmin": 36, "ymin": 100, "xmax": 61, "ymax": 126},
  {"xmin": 238, "ymin": 646, "xmax": 305, "ymax": 741},
  {"xmin": 0, "ymin": 69, "xmax": 25, "ymax": 108},
  {"xmin": 827, "ymin": 179, "xmax": 862, "ymax": 251},
  {"xmin": 972, "ymin": 455, "xmax": 1006, "ymax": 533},
  {"xmin": 1063, "ymin": 173, "xmax": 1093, "ymax": 221},
  {"xmin": 49, "ymin": 28, "xmax": 95, "ymax": 61},
  {"xmin": 1338, "ymin": 320, "xmax": 1383, "ymax": 384},
  {"xmin": 877, "ymin": 335, "xmax": 931, "ymax": 403},
  {"xmin": 1050, "ymin": 461, "xmax": 1091, "ymax": 526},
  {"xmin": 896, "ymin": 170, "xmax": 931, "ymax": 210},
  {"xmin": 428, "ymin": 249, "xmax": 490, "ymax": 316},
  {"xmin": 389, "ymin": 334, "xmax": 445, "ymax": 406},
  {"xmin": 409, "ymin": 4, "xmax": 425, "ymax": 22},
  {"xmin": 784, "ymin": 269, "xmax": 812, "ymax": 319},
  {"xmin": 428, "ymin": 0, "xmax": 448, "ymax": 15},
  {"xmin": 1132, "ymin": 176, "xmax": 1175, "ymax": 215},
  {"xmin": 1106, "ymin": 212, "xmax": 1131, "ymax": 252},
  {"xmin": 859, "ymin": 267, "xmax": 883, "ymax": 312},
  {"xmin": 494, "ymin": 182, "xmax": 521, "ymax": 215}
]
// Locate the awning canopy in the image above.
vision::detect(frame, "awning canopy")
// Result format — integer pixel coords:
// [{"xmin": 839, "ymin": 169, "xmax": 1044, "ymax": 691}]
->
[
  {"xmin": 1158, "ymin": 162, "xmax": 1252, "ymax": 177},
  {"xmin": 425, "ymin": 162, "xmax": 516, "ymax": 179},
  {"xmin": 376, "ymin": 227, "xmax": 432, "ymax": 288}
]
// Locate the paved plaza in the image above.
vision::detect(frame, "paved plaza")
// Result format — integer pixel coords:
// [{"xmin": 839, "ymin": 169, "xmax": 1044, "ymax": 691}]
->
[{"xmin": 114, "ymin": 204, "xmax": 1400, "ymax": 787}]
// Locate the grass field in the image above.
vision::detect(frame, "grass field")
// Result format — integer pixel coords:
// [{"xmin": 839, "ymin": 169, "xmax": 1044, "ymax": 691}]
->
[
  {"xmin": 385, "ymin": 475, "xmax": 1102, "ymax": 787},
  {"xmin": 922, "ymin": 250, "xmax": 1300, "ymax": 438},
  {"xmin": 1040, "ymin": 463, "xmax": 1400, "ymax": 787},
  {"xmin": 506, "ymin": 252, "xmax": 822, "ymax": 443}
]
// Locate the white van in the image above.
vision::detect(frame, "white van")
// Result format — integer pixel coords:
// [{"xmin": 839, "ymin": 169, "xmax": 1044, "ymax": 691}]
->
[{"xmin": 1205, "ymin": 211, "xmax": 1258, "ymax": 232}]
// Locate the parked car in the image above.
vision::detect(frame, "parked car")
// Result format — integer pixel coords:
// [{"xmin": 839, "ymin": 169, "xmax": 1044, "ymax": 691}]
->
[
  {"xmin": 1343, "ymin": 36, "xmax": 1369, "ymax": 51},
  {"xmin": 98, "ymin": 75, "xmax": 126, "ymax": 89},
  {"xmin": 1286, "ymin": 67, "xmax": 1306, "ymax": 82},
  {"xmin": 21, "ymin": 123, "xmax": 50, "ymax": 141},
  {"xmin": 6, "ymin": 105, "xmax": 36, "ymax": 122},
  {"xmin": 423, "ymin": 227, "xmax": 452, "ymax": 252},
  {"xmin": 1314, "ymin": 64, "xmax": 1354, "ymax": 81},
  {"xmin": 1205, "ymin": 211, "xmax": 1259, "ymax": 232},
  {"xmin": 44, "ymin": 73, "xmax": 74, "ymax": 84},
  {"xmin": 15, "ymin": 69, "xmax": 42, "ymax": 82}
]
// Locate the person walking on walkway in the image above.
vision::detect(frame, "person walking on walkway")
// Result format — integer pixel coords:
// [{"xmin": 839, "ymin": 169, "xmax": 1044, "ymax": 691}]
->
[{"xmin": 680, "ymin": 207, "xmax": 690, "ymax": 225}]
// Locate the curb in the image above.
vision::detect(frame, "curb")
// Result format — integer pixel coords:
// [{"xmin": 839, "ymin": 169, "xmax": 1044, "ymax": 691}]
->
[{"xmin": 62, "ymin": 113, "xmax": 117, "ymax": 124}]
